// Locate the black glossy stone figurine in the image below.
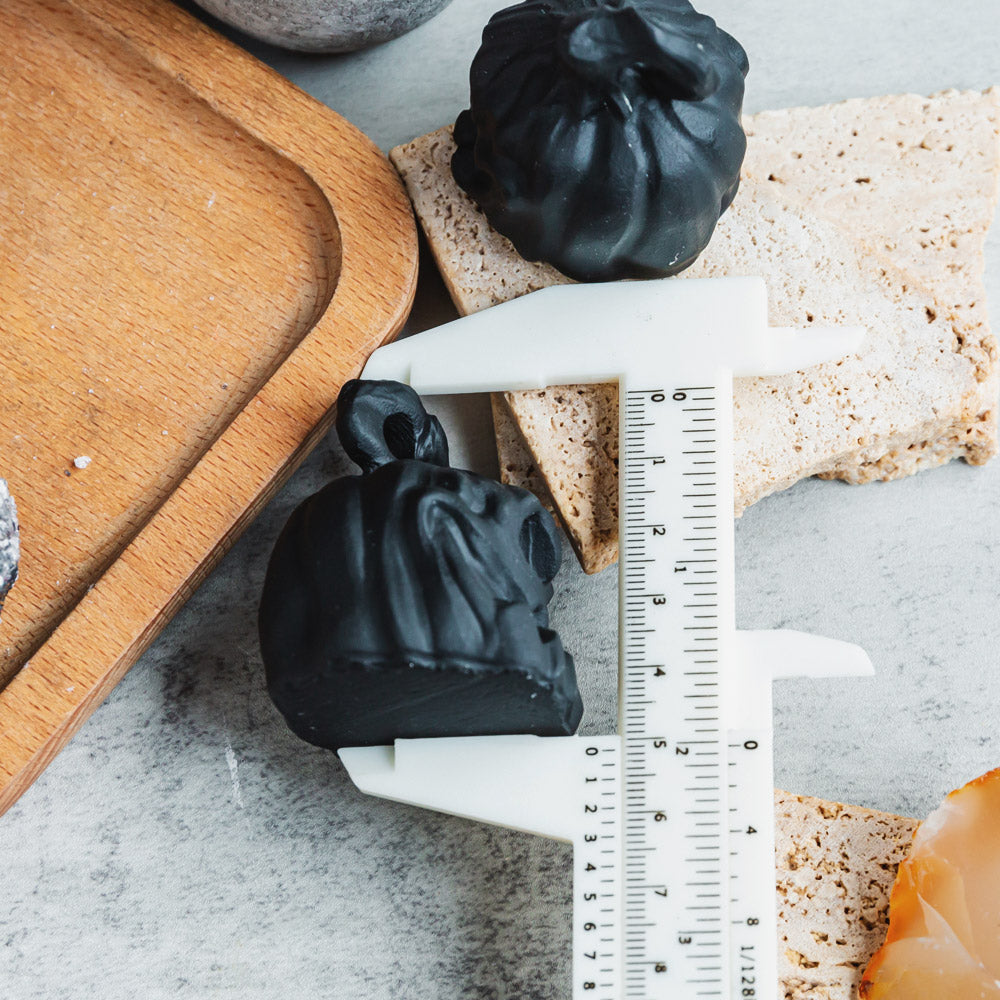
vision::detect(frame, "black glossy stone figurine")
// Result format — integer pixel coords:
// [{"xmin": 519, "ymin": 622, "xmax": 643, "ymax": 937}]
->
[
  {"xmin": 451, "ymin": 0, "xmax": 749, "ymax": 282},
  {"xmin": 258, "ymin": 379, "xmax": 584, "ymax": 749}
]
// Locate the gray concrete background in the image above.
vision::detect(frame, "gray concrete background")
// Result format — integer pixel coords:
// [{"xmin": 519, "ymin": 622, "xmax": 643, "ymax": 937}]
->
[{"xmin": 2, "ymin": 1, "xmax": 999, "ymax": 997}]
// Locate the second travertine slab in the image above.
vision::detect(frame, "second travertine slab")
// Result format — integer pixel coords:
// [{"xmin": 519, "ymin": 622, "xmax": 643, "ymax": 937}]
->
[{"xmin": 773, "ymin": 791, "xmax": 919, "ymax": 1000}]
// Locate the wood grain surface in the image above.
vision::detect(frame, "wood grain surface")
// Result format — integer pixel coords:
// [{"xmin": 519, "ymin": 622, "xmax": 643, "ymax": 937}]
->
[{"xmin": 0, "ymin": 0, "xmax": 418, "ymax": 813}]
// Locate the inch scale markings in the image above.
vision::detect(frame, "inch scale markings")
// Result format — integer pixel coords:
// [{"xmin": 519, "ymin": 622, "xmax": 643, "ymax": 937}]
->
[
  {"xmin": 340, "ymin": 277, "xmax": 874, "ymax": 1000},
  {"xmin": 620, "ymin": 384, "xmax": 728, "ymax": 999}
]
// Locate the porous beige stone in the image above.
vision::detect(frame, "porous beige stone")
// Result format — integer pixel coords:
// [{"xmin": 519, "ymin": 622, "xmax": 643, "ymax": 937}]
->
[
  {"xmin": 773, "ymin": 790, "xmax": 918, "ymax": 1000},
  {"xmin": 489, "ymin": 394, "xmax": 554, "ymax": 513},
  {"xmin": 742, "ymin": 89, "xmax": 1000, "ymax": 326},
  {"xmin": 390, "ymin": 89, "xmax": 1000, "ymax": 573},
  {"xmin": 499, "ymin": 384, "xmax": 619, "ymax": 574}
]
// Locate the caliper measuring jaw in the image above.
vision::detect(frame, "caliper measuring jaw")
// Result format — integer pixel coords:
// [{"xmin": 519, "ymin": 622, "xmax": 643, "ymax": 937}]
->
[{"xmin": 340, "ymin": 276, "xmax": 873, "ymax": 1000}]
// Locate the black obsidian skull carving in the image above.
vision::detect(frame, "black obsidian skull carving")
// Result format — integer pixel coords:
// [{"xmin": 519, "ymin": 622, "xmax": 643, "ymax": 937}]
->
[
  {"xmin": 451, "ymin": 0, "xmax": 749, "ymax": 282},
  {"xmin": 258, "ymin": 380, "xmax": 584, "ymax": 749}
]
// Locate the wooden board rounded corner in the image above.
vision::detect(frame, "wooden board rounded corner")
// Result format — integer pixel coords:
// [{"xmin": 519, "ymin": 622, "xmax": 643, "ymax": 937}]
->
[{"xmin": 0, "ymin": 0, "xmax": 419, "ymax": 815}]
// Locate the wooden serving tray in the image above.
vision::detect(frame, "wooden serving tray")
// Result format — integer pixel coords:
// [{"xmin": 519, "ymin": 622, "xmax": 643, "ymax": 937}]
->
[{"xmin": 0, "ymin": 0, "xmax": 418, "ymax": 813}]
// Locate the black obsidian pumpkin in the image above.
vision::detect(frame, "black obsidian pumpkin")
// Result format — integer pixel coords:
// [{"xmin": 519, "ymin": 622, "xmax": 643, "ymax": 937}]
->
[
  {"xmin": 451, "ymin": 0, "xmax": 749, "ymax": 282},
  {"xmin": 258, "ymin": 380, "xmax": 583, "ymax": 749}
]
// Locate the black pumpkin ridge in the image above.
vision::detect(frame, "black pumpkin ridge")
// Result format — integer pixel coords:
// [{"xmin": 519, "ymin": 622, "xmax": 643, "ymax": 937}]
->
[
  {"xmin": 259, "ymin": 380, "xmax": 584, "ymax": 749},
  {"xmin": 452, "ymin": 0, "xmax": 749, "ymax": 282}
]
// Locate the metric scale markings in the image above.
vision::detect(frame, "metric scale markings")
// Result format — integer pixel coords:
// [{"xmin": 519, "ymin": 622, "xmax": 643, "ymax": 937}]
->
[
  {"xmin": 340, "ymin": 276, "xmax": 874, "ymax": 1000},
  {"xmin": 619, "ymin": 383, "xmax": 731, "ymax": 1000},
  {"xmin": 576, "ymin": 737, "xmax": 622, "ymax": 1000}
]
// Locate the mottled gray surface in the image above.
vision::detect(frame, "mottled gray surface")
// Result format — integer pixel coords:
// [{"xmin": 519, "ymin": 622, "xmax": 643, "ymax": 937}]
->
[
  {"xmin": 0, "ymin": 480, "xmax": 18, "ymax": 617},
  {"xmin": 2, "ymin": 0, "xmax": 1000, "ymax": 997},
  {"xmin": 190, "ymin": 0, "xmax": 453, "ymax": 53}
]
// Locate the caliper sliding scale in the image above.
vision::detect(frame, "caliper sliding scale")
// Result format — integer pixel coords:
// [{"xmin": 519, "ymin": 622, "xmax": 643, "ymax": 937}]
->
[{"xmin": 340, "ymin": 277, "xmax": 873, "ymax": 1000}]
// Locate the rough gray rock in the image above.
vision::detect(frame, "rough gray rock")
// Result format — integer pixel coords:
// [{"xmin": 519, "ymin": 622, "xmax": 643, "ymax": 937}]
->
[
  {"xmin": 192, "ymin": 0, "xmax": 454, "ymax": 53},
  {"xmin": 0, "ymin": 479, "xmax": 19, "ymax": 621}
]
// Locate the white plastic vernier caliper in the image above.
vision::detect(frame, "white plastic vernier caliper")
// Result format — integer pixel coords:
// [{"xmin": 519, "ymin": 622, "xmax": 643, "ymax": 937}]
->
[{"xmin": 339, "ymin": 277, "xmax": 873, "ymax": 1000}]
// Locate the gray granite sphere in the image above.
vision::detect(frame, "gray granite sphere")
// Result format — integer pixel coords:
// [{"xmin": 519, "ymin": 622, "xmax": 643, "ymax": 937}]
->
[{"xmin": 194, "ymin": 0, "xmax": 454, "ymax": 53}]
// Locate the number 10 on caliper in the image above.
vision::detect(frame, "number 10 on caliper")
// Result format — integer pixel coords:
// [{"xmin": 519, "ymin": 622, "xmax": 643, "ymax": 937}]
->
[{"xmin": 340, "ymin": 277, "xmax": 874, "ymax": 1000}]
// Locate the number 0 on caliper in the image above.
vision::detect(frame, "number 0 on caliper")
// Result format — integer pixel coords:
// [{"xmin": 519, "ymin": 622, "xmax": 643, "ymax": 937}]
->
[{"xmin": 340, "ymin": 277, "xmax": 874, "ymax": 1000}]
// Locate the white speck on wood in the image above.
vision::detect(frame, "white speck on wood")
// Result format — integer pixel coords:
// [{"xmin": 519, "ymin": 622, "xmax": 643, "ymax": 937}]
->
[{"xmin": 225, "ymin": 740, "xmax": 245, "ymax": 809}]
